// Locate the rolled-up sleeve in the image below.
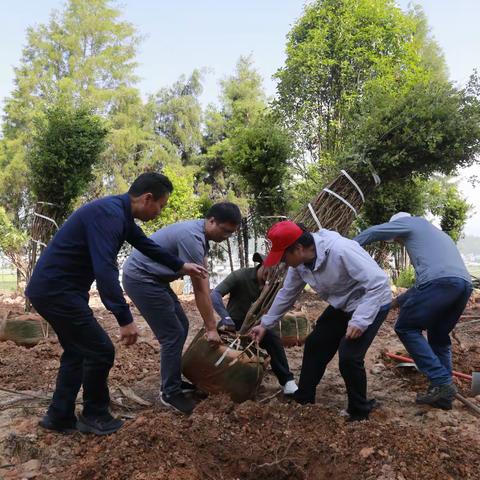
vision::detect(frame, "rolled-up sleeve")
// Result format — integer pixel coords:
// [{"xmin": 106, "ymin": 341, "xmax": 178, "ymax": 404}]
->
[
  {"xmin": 260, "ymin": 267, "xmax": 306, "ymax": 329},
  {"xmin": 339, "ymin": 248, "xmax": 391, "ymax": 331}
]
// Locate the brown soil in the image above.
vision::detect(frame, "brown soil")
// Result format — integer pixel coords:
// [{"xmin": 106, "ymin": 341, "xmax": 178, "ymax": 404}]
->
[{"xmin": 1, "ymin": 290, "xmax": 480, "ymax": 479}]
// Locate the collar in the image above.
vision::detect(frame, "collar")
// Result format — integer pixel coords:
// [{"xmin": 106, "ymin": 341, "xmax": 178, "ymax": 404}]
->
[{"xmin": 120, "ymin": 193, "xmax": 133, "ymax": 220}]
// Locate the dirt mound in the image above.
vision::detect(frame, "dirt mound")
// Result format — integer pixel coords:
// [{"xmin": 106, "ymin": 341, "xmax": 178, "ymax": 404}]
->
[
  {"xmin": 42, "ymin": 398, "xmax": 480, "ymax": 480},
  {"xmin": 2, "ymin": 293, "xmax": 480, "ymax": 479}
]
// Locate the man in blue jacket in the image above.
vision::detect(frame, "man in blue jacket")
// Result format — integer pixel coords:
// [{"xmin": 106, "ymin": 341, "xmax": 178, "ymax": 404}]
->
[
  {"xmin": 26, "ymin": 172, "xmax": 207, "ymax": 435},
  {"xmin": 354, "ymin": 212, "xmax": 472, "ymax": 410}
]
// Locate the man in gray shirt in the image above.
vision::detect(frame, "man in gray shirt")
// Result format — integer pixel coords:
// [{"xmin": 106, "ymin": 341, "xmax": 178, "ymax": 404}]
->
[
  {"xmin": 122, "ymin": 202, "xmax": 241, "ymax": 415},
  {"xmin": 251, "ymin": 221, "xmax": 391, "ymax": 422},
  {"xmin": 354, "ymin": 212, "xmax": 472, "ymax": 410}
]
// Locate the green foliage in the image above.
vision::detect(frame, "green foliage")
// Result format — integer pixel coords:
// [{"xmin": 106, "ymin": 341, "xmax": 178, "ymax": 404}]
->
[
  {"xmin": 395, "ymin": 265, "xmax": 416, "ymax": 288},
  {"xmin": 200, "ymin": 56, "xmax": 271, "ymax": 207},
  {"xmin": 143, "ymin": 165, "xmax": 201, "ymax": 235},
  {"xmin": 0, "ymin": 207, "xmax": 28, "ymax": 275},
  {"xmin": 152, "ymin": 70, "xmax": 204, "ymax": 165},
  {"xmin": 274, "ymin": 0, "xmax": 480, "ymax": 231},
  {"xmin": 361, "ymin": 177, "xmax": 427, "ymax": 226},
  {"xmin": 1, "ymin": 0, "xmax": 146, "ymax": 217},
  {"xmin": 28, "ymin": 104, "xmax": 108, "ymax": 223},
  {"xmin": 343, "ymin": 76, "xmax": 480, "ymax": 183},
  {"xmin": 275, "ymin": 0, "xmax": 446, "ymax": 163},
  {"xmin": 0, "ymin": 208, "xmax": 28, "ymax": 256},
  {"xmin": 440, "ymin": 187, "xmax": 470, "ymax": 242},
  {"xmin": 225, "ymin": 114, "xmax": 292, "ymax": 218}
]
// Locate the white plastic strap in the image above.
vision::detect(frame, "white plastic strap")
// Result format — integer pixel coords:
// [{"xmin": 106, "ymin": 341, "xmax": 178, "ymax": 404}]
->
[
  {"xmin": 307, "ymin": 203, "xmax": 322, "ymax": 230},
  {"xmin": 214, "ymin": 337, "xmax": 240, "ymax": 367},
  {"xmin": 341, "ymin": 170, "xmax": 365, "ymax": 202},
  {"xmin": 227, "ymin": 339, "xmax": 256, "ymax": 367},
  {"xmin": 34, "ymin": 212, "xmax": 59, "ymax": 230},
  {"xmin": 365, "ymin": 160, "xmax": 381, "ymax": 186},
  {"xmin": 323, "ymin": 188, "xmax": 358, "ymax": 217},
  {"xmin": 31, "ymin": 238, "xmax": 47, "ymax": 248}
]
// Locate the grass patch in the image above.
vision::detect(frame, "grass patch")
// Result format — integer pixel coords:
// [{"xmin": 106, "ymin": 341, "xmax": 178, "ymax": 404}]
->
[{"xmin": 0, "ymin": 273, "xmax": 17, "ymax": 293}]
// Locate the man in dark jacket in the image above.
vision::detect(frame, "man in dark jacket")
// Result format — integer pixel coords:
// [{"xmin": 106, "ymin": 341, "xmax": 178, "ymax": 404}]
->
[
  {"xmin": 26, "ymin": 172, "xmax": 206, "ymax": 435},
  {"xmin": 211, "ymin": 253, "xmax": 298, "ymax": 395}
]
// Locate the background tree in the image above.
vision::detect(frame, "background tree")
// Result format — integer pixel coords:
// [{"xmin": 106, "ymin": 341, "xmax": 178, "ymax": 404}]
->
[
  {"xmin": 28, "ymin": 103, "xmax": 108, "ymax": 229},
  {"xmin": 1, "ymin": 0, "xmax": 144, "ymax": 222},
  {"xmin": 274, "ymin": 0, "xmax": 450, "ymax": 203},
  {"xmin": 151, "ymin": 70, "xmax": 204, "ymax": 166}
]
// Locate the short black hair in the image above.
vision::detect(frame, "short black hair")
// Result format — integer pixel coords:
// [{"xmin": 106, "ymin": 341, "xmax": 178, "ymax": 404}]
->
[
  {"xmin": 128, "ymin": 172, "xmax": 173, "ymax": 200},
  {"xmin": 206, "ymin": 202, "xmax": 242, "ymax": 225},
  {"xmin": 286, "ymin": 223, "xmax": 314, "ymax": 252}
]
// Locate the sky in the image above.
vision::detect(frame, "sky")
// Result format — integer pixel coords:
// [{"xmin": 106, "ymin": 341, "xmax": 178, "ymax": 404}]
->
[{"xmin": 0, "ymin": 0, "xmax": 479, "ymax": 234}]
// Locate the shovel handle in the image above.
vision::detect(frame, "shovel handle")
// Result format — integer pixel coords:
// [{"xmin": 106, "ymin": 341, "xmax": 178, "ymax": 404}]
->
[
  {"xmin": 385, "ymin": 352, "xmax": 472, "ymax": 381},
  {"xmin": 455, "ymin": 393, "xmax": 480, "ymax": 416}
]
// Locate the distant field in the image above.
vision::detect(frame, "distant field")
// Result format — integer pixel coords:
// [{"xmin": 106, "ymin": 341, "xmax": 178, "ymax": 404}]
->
[{"xmin": 0, "ymin": 273, "xmax": 17, "ymax": 292}]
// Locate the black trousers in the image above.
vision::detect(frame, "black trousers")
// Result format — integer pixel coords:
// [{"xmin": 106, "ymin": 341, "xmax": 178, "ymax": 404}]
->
[
  {"xmin": 296, "ymin": 305, "xmax": 388, "ymax": 415},
  {"xmin": 29, "ymin": 294, "xmax": 114, "ymax": 422},
  {"xmin": 233, "ymin": 318, "xmax": 293, "ymax": 386}
]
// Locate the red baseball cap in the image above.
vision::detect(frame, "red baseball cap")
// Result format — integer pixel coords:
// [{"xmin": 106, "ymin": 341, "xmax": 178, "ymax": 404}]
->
[{"xmin": 263, "ymin": 221, "xmax": 303, "ymax": 267}]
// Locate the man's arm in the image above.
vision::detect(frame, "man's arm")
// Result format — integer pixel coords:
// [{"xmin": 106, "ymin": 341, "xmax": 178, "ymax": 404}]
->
[
  {"xmin": 86, "ymin": 216, "xmax": 138, "ymax": 345},
  {"xmin": 353, "ymin": 220, "xmax": 411, "ymax": 246},
  {"xmin": 211, "ymin": 272, "xmax": 239, "ymax": 327},
  {"xmin": 191, "ymin": 275, "xmax": 222, "ymax": 344},
  {"xmin": 127, "ymin": 223, "xmax": 208, "ymax": 278},
  {"xmin": 260, "ymin": 267, "xmax": 306, "ymax": 329},
  {"xmin": 339, "ymin": 247, "xmax": 391, "ymax": 337},
  {"xmin": 249, "ymin": 267, "xmax": 305, "ymax": 344}
]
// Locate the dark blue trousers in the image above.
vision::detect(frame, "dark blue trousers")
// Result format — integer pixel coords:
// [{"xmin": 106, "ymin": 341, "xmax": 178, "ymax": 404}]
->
[
  {"xmin": 394, "ymin": 277, "xmax": 472, "ymax": 386},
  {"xmin": 29, "ymin": 294, "xmax": 114, "ymax": 422}
]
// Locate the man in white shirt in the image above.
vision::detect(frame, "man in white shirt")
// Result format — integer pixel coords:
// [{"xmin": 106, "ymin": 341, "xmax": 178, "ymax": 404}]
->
[{"xmin": 250, "ymin": 221, "xmax": 391, "ymax": 421}]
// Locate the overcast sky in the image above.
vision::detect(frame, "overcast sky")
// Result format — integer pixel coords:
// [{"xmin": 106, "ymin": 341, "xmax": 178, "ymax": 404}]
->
[{"xmin": 1, "ymin": 0, "xmax": 478, "ymax": 234}]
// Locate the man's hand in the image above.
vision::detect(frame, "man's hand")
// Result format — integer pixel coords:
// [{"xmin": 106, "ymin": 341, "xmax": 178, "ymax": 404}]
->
[
  {"xmin": 205, "ymin": 329, "xmax": 222, "ymax": 345},
  {"xmin": 120, "ymin": 322, "xmax": 139, "ymax": 346},
  {"xmin": 180, "ymin": 262, "xmax": 208, "ymax": 279},
  {"xmin": 250, "ymin": 325, "xmax": 267, "ymax": 343},
  {"xmin": 345, "ymin": 324, "xmax": 363, "ymax": 340}
]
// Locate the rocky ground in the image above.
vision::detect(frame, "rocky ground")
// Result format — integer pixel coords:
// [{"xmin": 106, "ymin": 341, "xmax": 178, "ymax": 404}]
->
[{"xmin": 1, "ymin": 290, "xmax": 480, "ymax": 479}]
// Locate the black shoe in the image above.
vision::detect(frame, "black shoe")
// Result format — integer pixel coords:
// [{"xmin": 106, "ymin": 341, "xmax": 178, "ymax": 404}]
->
[
  {"xmin": 292, "ymin": 391, "xmax": 315, "ymax": 405},
  {"xmin": 39, "ymin": 415, "xmax": 77, "ymax": 434},
  {"xmin": 367, "ymin": 398, "xmax": 381, "ymax": 412},
  {"xmin": 416, "ymin": 383, "xmax": 457, "ymax": 410},
  {"xmin": 181, "ymin": 381, "xmax": 197, "ymax": 393},
  {"xmin": 160, "ymin": 392, "xmax": 195, "ymax": 415},
  {"xmin": 347, "ymin": 413, "xmax": 369, "ymax": 423},
  {"xmin": 76, "ymin": 413, "xmax": 124, "ymax": 435}
]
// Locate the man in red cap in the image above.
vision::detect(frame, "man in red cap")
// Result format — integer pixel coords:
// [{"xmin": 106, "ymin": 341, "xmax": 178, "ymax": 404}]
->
[{"xmin": 250, "ymin": 221, "xmax": 391, "ymax": 421}]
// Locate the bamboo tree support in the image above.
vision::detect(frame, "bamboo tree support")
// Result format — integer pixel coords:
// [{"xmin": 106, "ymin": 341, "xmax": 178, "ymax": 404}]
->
[{"xmin": 239, "ymin": 169, "xmax": 378, "ymax": 334}]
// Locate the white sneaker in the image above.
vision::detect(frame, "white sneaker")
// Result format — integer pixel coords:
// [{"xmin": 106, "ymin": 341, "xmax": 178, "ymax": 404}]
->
[{"xmin": 283, "ymin": 380, "xmax": 298, "ymax": 395}]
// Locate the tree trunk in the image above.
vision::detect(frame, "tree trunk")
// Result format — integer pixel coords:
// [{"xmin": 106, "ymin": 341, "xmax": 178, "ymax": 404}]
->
[
  {"xmin": 237, "ymin": 231, "xmax": 245, "ymax": 269},
  {"xmin": 226, "ymin": 237, "xmax": 234, "ymax": 273},
  {"xmin": 242, "ymin": 217, "xmax": 249, "ymax": 267}
]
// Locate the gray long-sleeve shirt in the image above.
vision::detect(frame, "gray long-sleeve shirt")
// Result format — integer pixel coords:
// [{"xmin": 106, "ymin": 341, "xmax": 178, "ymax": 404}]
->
[
  {"xmin": 260, "ymin": 229, "xmax": 391, "ymax": 332},
  {"xmin": 353, "ymin": 216, "xmax": 471, "ymax": 286}
]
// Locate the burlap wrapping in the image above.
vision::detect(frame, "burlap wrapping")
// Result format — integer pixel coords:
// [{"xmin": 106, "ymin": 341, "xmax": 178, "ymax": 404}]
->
[{"xmin": 182, "ymin": 328, "xmax": 269, "ymax": 403}]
